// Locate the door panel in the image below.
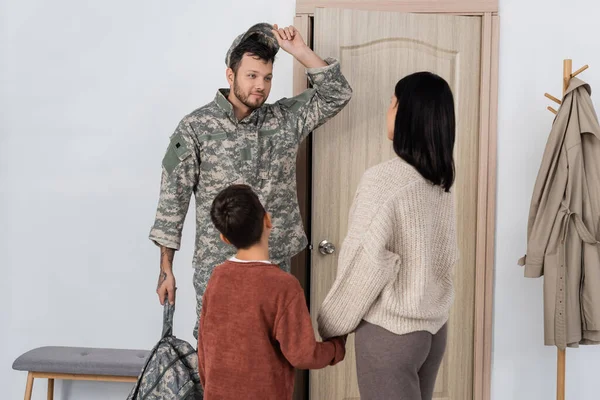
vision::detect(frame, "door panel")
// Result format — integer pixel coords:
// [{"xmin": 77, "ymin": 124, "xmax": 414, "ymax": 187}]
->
[{"xmin": 310, "ymin": 8, "xmax": 481, "ymax": 399}]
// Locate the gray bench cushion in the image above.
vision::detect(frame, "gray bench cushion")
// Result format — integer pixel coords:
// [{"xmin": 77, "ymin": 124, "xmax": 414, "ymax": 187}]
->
[{"xmin": 12, "ymin": 346, "xmax": 150, "ymax": 377}]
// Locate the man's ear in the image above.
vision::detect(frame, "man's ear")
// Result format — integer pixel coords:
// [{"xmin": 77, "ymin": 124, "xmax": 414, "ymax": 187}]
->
[
  {"xmin": 220, "ymin": 233, "xmax": 231, "ymax": 245},
  {"xmin": 226, "ymin": 67, "xmax": 235, "ymax": 86}
]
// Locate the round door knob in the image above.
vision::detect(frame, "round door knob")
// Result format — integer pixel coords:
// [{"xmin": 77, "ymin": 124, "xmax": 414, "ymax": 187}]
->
[{"xmin": 318, "ymin": 240, "xmax": 336, "ymax": 255}]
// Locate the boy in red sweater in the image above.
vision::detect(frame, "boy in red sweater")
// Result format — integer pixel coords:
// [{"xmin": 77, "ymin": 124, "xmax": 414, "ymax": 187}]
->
[{"xmin": 197, "ymin": 184, "xmax": 346, "ymax": 399}]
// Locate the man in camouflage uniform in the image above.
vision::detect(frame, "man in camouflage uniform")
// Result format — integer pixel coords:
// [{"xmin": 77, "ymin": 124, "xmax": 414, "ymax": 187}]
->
[{"xmin": 149, "ymin": 22, "xmax": 352, "ymax": 339}]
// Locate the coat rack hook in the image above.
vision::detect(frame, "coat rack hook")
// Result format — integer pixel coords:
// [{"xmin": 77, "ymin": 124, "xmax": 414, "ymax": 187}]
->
[
  {"xmin": 547, "ymin": 106, "xmax": 558, "ymax": 115},
  {"xmin": 571, "ymin": 65, "xmax": 589, "ymax": 78},
  {"xmin": 545, "ymin": 93, "xmax": 562, "ymax": 105}
]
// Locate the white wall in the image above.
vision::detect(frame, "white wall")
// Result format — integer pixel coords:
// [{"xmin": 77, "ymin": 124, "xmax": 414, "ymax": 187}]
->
[
  {"xmin": 494, "ymin": 1, "xmax": 600, "ymax": 399},
  {"xmin": 4, "ymin": 0, "xmax": 600, "ymax": 399},
  {"xmin": 0, "ymin": 1, "xmax": 294, "ymax": 399}
]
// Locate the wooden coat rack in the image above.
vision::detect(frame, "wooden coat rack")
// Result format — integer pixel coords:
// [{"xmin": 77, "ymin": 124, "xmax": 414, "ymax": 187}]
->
[{"xmin": 543, "ymin": 59, "xmax": 589, "ymax": 400}]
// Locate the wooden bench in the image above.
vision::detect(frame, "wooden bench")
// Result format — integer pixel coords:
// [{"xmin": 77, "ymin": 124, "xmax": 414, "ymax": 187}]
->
[{"xmin": 12, "ymin": 346, "xmax": 150, "ymax": 400}]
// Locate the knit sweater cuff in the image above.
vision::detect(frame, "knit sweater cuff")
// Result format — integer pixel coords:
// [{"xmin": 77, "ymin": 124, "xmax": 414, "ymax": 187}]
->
[{"xmin": 317, "ymin": 242, "xmax": 396, "ymax": 339}]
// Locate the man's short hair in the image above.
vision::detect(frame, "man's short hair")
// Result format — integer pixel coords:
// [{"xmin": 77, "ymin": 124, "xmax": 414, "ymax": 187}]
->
[
  {"xmin": 210, "ymin": 184, "xmax": 266, "ymax": 249},
  {"xmin": 228, "ymin": 34, "xmax": 277, "ymax": 73}
]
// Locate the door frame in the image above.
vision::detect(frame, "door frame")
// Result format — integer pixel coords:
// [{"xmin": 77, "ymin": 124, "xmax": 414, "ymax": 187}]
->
[{"xmin": 291, "ymin": 3, "xmax": 499, "ymax": 400}]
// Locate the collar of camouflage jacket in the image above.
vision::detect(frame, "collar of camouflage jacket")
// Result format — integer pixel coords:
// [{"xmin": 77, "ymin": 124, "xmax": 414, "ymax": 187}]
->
[{"xmin": 215, "ymin": 89, "xmax": 262, "ymax": 124}]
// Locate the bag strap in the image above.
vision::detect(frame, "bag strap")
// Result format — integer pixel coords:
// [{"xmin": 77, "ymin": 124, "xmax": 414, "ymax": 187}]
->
[
  {"xmin": 162, "ymin": 298, "xmax": 175, "ymax": 338},
  {"xmin": 126, "ymin": 299, "xmax": 176, "ymax": 400}
]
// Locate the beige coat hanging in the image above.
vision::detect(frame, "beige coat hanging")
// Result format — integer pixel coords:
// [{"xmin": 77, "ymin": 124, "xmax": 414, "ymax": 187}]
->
[{"xmin": 519, "ymin": 77, "xmax": 600, "ymax": 349}]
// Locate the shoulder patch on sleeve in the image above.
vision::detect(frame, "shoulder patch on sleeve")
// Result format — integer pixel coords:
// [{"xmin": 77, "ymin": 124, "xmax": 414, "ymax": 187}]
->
[
  {"xmin": 162, "ymin": 132, "xmax": 192, "ymax": 175},
  {"xmin": 278, "ymin": 89, "xmax": 316, "ymax": 113}
]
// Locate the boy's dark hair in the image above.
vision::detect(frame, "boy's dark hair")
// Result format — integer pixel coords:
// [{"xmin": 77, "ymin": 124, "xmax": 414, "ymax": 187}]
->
[
  {"xmin": 392, "ymin": 71, "xmax": 456, "ymax": 192},
  {"xmin": 228, "ymin": 34, "xmax": 277, "ymax": 73},
  {"xmin": 210, "ymin": 184, "xmax": 266, "ymax": 249}
]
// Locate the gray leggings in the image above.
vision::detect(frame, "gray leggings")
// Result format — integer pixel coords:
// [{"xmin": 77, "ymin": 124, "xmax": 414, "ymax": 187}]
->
[{"xmin": 355, "ymin": 321, "xmax": 448, "ymax": 400}]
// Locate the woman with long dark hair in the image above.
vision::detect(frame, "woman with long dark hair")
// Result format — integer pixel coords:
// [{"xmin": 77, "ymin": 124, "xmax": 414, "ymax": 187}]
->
[{"xmin": 318, "ymin": 72, "xmax": 459, "ymax": 400}]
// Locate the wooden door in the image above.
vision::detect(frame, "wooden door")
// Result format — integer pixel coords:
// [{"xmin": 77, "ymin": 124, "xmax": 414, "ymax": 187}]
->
[{"xmin": 310, "ymin": 8, "xmax": 482, "ymax": 399}]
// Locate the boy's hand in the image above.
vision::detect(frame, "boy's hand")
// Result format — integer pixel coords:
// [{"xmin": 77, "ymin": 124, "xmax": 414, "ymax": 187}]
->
[
  {"xmin": 330, "ymin": 336, "xmax": 346, "ymax": 365},
  {"xmin": 328, "ymin": 335, "xmax": 348, "ymax": 344}
]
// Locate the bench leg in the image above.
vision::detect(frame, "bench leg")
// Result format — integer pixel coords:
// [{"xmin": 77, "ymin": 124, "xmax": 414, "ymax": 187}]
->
[
  {"xmin": 24, "ymin": 372, "xmax": 34, "ymax": 400},
  {"xmin": 48, "ymin": 378, "xmax": 54, "ymax": 400}
]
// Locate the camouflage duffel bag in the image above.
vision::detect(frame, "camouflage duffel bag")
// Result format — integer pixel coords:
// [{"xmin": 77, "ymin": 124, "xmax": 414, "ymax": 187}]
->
[{"xmin": 127, "ymin": 300, "xmax": 203, "ymax": 399}]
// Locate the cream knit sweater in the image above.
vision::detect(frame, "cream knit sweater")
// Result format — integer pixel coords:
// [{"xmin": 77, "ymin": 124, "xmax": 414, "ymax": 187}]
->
[{"xmin": 317, "ymin": 157, "xmax": 459, "ymax": 339}]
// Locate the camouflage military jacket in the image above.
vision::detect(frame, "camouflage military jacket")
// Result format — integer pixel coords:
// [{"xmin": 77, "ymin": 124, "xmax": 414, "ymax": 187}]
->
[{"xmin": 149, "ymin": 58, "xmax": 352, "ymax": 269}]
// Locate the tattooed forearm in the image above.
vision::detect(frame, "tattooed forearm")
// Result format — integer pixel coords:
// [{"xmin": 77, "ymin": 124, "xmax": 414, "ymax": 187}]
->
[
  {"xmin": 160, "ymin": 246, "xmax": 175, "ymax": 267},
  {"xmin": 157, "ymin": 246, "xmax": 175, "ymax": 290},
  {"xmin": 157, "ymin": 270, "xmax": 168, "ymax": 290}
]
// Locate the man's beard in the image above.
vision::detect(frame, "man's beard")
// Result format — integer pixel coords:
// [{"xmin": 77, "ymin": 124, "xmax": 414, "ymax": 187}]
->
[{"xmin": 233, "ymin": 78, "xmax": 266, "ymax": 110}]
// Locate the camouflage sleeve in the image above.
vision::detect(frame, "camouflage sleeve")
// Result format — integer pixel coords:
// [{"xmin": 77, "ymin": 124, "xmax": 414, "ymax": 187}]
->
[
  {"xmin": 148, "ymin": 120, "xmax": 199, "ymax": 250},
  {"xmin": 198, "ymin": 291, "xmax": 207, "ymax": 386},
  {"xmin": 277, "ymin": 57, "xmax": 352, "ymax": 143}
]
